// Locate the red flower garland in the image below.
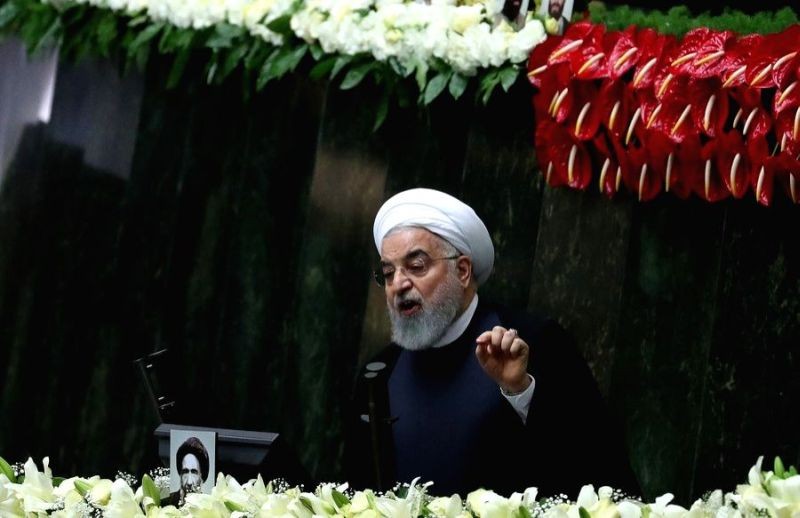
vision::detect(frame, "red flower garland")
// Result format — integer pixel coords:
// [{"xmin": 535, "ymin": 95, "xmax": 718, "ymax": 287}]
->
[{"xmin": 527, "ymin": 21, "xmax": 800, "ymax": 205}]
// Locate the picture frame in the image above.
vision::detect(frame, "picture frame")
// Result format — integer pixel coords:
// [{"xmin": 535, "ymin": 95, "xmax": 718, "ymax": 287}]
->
[{"xmin": 169, "ymin": 429, "xmax": 217, "ymax": 497}]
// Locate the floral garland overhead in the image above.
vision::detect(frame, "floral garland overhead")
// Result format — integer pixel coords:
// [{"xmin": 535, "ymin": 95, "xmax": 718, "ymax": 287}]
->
[
  {"xmin": 2, "ymin": 0, "xmax": 800, "ymax": 199},
  {"xmin": 0, "ymin": 0, "xmax": 549, "ymax": 130},
  {"xmin": 1, "ymin": 454, "xmax": 799, "ymax": 517},
  {"xmin": 526, "ymin": 17, "xmax": 800, "ymax": 206}
]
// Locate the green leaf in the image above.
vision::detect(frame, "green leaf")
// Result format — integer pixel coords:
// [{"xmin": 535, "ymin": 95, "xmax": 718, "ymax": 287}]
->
[
  {"xmin": 166, "ymin": 47, "xmax": 191, "ymax": 89},
  {"xmin": 207, "ymin": 22, "xmax": 244, "ymax": 49},
  {"xmin": 0, "ymin": 2, "xmax": 20, "ymax": 29},
  {"xmin": 514, "ymin": 505, "xmax": 533, "ymax": 518},
  {"xmin": 52, "ymin": 477, "xmax": 66, "ymax": 487},
  {"xmin": 128, "ymin": 14, "xmax": 149, "ymax": 27},
  {"xmin": 331, "ymin": 489, "xmax": 350, "ymax": 508},
  {"xmin": 256, "ymin": 47, "xmax": 281, "ymax": 90},
  {"xmin": 96, "ymin": 14, "xmax": 118, "ymax": 57},
  {"xmin": 141, "ymin": 474, "xmax": 161, "ymax": 507},
  {"xmin": 224, "ymin": 500, "xmax": 247, "ymax": 512},
  {"xmin": 448, "ymin": 73, "xmax": 468, "ymax": 100},
  {"xmin": 31, "ymin": 15, "xmax": 61, "ymax": 56},
  {"xmin": 244, "ymin": 41, "xmax": 271, "ymax": 71},
  {"xmin": 219, "ymin": 44, "xmax": 248, "ymax": 80},
  {"xmin": 423, "ymin": 71, "xmax": 450, "ymax": 105},
  {"xmin": 160, "ymin": 27, "xmax": 194, "ymax": 53},
  {"xmin": 266, "ymin": 14, "xmax": 292, "ymax": 36},
  {"xmin": 299, "ymin": 496, "xmax": 315, "ymax": 512},
  {"xmin": 414, "ymin": 60, "xmax": 429, "ymax": 92},
  {"xmin": 74, "ymin": 479, "xmax": 92, "ymax": 497},
  {"xmin": 775, "ymin": 457, "xmax": 786, "ymax": 478},
  {"xmin": 283, "ymin": 44, "xmax": 308, "ymax": 73},
  {"xmin": 340, "ymin": 61, "xmax": 374, "ymax": 90},
  {"xmin": 0, "ymin": 457, "xmax": 16, "ymax": 483},
  {"xmin": 309, "ymin": 55, "xmax": 337, "ymax": 81},
  {"xmin": 309, "ymin": 43, "xmax": 324, "ymax": 60},
  {"xmin": 372, "ymin": 88, "xmax": 390, "ymax": 132},
  {"xmin": 261, "ymin": 44, "xmax": 307, "ymax": 83},
  {"xmin": 578, "ymin": 507, "xmax": 591, "ymax": 518},
  {"xmin": 388, "ymin": 57, "xmax": 409, "ymax": 78},
  {"xmin": 478, "ymin": 69, "xmax": 501, "ymax": 105},
  {"xmin": 330, "ymin": 55, "xmax": 352, "ymax": 79},
  {"xmin": 206, "ymin": 55, "xmax": 219, "ymax": 84},
  {"xmin": 128, "ymin": 22, "xmax": 163, "ymax": 55},
  {"xmin": 499, "ymin": 66, "xmax": 519, "ymax": 92}
]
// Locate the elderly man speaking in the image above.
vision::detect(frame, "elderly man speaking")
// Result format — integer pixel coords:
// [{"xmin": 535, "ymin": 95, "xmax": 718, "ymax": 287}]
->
[{"xmin": 347, "ymin": 188, "xmax": 639, "ymax": 499}]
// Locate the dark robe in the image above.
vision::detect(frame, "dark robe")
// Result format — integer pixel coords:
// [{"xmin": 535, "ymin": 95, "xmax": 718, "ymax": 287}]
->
[{"xmin": 345, "ymin": 299, "xmax": 640, "ymax": 499}]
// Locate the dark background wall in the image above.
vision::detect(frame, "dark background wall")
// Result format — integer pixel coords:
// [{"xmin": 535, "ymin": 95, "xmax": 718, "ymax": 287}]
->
[{"xmin": 0, "ymin": 27, "xmax": 798, "ymax": 506}]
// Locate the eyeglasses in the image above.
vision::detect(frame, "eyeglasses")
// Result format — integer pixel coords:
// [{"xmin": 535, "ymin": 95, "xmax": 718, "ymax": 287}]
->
[{"xmin": 373, "ymin": 252, "xmax": 461, "ymax": 287}]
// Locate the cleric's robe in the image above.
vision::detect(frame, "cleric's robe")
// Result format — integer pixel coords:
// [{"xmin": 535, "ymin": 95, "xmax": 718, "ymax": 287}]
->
[{"xmin": 346, "ymin": 300, "xmax": 640, "ymax": 498}]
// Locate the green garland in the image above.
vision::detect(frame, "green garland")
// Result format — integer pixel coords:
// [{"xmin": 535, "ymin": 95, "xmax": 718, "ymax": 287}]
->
[{"xmin": 586, "ymin": 2, "xmax": 799, "ymax": 37}]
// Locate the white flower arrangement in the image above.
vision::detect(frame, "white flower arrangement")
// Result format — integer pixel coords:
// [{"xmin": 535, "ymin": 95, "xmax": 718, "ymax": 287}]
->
[
  {"xmin": 290, "ymin": 0, "xmax": 546, "ymax": 76},
  {"xmin": 40, "ymin": 0, "xmax": 547, "ymax": 76},
  {"xmin": 1, "ymin": 455, "xmax": 798, "ymax": 518}
]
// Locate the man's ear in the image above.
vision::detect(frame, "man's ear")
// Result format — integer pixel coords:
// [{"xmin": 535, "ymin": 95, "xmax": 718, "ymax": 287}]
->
[{"xmin": 456, "ymin": 256, "xmax": 473, "ymax": 287}]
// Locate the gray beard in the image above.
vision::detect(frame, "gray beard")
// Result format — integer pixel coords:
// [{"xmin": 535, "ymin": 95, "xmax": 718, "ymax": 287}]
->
[{"xmin": 388, "ymin": 275, "xmax": 463, "ymax": 351}]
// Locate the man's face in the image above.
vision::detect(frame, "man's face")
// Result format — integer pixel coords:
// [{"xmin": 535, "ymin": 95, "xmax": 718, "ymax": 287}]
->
[
  {"xmin": 548, "ymin": 0, "xmax": 564, "ymax": 18},
  {"xmin": 380, "ymin": 228, "xmax": 466, "ymax": 350},
  {"xmin": 180, "ymin": 453, "xmax": 203, "ymax": 492}
]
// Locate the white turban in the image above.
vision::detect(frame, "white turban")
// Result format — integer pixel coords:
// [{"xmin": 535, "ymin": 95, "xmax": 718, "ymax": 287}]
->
[{"xmin": 372, "ymin": 188, "xmax": 495, "ymax": 285}]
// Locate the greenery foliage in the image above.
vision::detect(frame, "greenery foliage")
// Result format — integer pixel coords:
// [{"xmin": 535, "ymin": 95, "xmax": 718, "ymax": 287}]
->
[{"xmin": 586, "ymin": 3, "xmax": 799, "ymax": 37}]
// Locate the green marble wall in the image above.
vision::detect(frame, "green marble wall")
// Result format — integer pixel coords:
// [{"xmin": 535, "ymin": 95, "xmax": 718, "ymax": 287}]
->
[{"xmin": 0, "ymin": 49, "xmax": 798, "ymax": 504}]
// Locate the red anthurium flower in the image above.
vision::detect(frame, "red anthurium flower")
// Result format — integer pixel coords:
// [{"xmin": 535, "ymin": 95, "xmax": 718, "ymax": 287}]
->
[
  {"xmin": 535, "ymin": 120, "xmax": 592, "ymax": 190},
  {"xmin": 763, "ymin": 25, "xmax": 800, "ymax": 89},
  {"xmin": 667, "ymin": 135, "xmax": 704, "ymax": 199},
  {"xmin": 527, "ymin": 36, "xmax": 565, "ymax": 89},
  {"xmin": 714, "ymin": 131, "xmax": 751, "ymax": 198},
  {"xmin": 728, "ymin": 86, "xmax": 772, "ymax": 140},
  {"xmin": 561, "ymin": 21, "xmax": 604, "ymax": 43},
  {"xmin": 532, "ymin": 62, "xmax": 572, "ymax": 121},
  {"xmin": 564, "ymin": 80, "xmax": 603, "ymax": 140},
  {"xmin": 570, "ymin": 40, "xmax": 608, "ymax": 80},
  {"xmin": 771, "ymin": 154, "xmax": 800, "ymax": 204},
  {"xmin": 617, "ymin": 129, "xmax": 669, "ymax": 201},
  {"xmin": 671, "ymin": 27, "xmax": 734, "ymax": 79},
  {"xmin": 773, "ymin": 77, "xmax": 800, "ymax": 116},
  {"xmin": 619, "ymin": 142, "xmax": 659, "ymax": 201},
  {"xmin": 773, "ymin": 106, "xmax": 800, "ymax": 149},
  {"xmin": 747, "ymin": 136, "xmax": 772, "ymax": 205},
  {"xmin": 644, "ymin": 98, "xmax": 698, "ymax": 144},
  {"xmin": 610, "ymin": 134, "xmax": 632, "ymax": 195},
  {"xmin": 606, "ymin": 27, "xmax": 639, "ymax": 80},
  {"xmin": 547, "ymin": 77, "xmax": 586, "ymax": 124},
  {"xmin": 591, "ymin": 133, "xmax": 623, "ymax": 197},
  {"xmin": 640, "ymin": 128, "xmax": 673, "ymax": 201},
  {"xmin": 698, "ymin": 139, "xmax": 730, "ymax": 201},
  {"xmin": 650, "ymin": 64, "xmax": 689, "ymax": 105},
  {"xmin": 775, "ymin": 139, "xmax": 800, "ymax": 203},
  {"xmin": 597, "ymin": 79, "xmax": 635, "ymax": 140},
  {"xmin": 743, "ymin": 32, "xmax": 785, "ymax": 89},
  {"xmin": 688, "ymin": 77, "xmax": 729, "ymax": 138},
  {"xmin": 750, "ymin": 159, "xmax": 778, "ymax": 206},
  {"xmin": 719, "ymin": 34, "xmax": 763, "ymax": 89},
  {"xmin": 631, "ymin": 28, "xmax": 677, "ymax": 90},
  {"xmin": 548, "ymin": 22, "xmax": 602, "ymax": 68}
]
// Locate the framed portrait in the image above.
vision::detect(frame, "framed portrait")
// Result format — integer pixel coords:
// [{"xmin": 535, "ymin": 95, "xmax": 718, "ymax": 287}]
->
[
  {"xmin": 539, "ymin": 0, "xmax": 574, "ymax": 34},
  {"xmin": 496, "ymin": 0, "xmax": 531, "ymax": 30},
  {"xmin": 169, "ymin": 429, "xmax": 217, "ymax": 496}
]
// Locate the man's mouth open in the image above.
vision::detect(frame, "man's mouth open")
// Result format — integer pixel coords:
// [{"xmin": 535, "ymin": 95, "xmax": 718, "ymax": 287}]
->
[{"xmin": 397, "ymin": 299, "xmax": 422, "ymax": 317}]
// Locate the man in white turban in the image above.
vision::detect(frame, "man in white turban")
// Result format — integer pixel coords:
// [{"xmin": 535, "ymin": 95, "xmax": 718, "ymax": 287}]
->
[{"xmin": 347, "ymin": 188, "xmax": 639, "ymax": 499}]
